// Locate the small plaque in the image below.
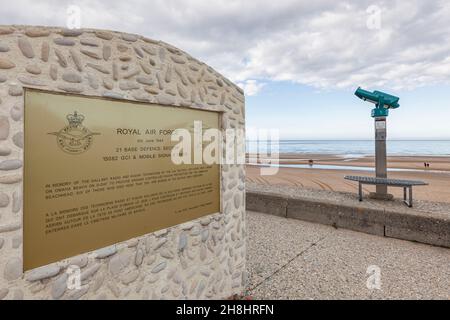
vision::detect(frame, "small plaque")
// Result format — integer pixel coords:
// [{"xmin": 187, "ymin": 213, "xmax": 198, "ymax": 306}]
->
[
  {"xmin": 24, "ymin": 89, "xmax": 221, "ymax": 270},
  {"xmin": 375, "ymin": 120, "xmax": 386, "ymax": 130}
]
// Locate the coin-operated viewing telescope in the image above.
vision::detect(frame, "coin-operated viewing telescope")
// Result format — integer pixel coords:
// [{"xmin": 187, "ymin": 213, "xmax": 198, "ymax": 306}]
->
[
  {"xmin": 355, "ymin": 87, "xmax": 400, "ymax": 117},
  {"xmin": 354, "ymin": 87, "xmax": 400, "ymax": 200}
]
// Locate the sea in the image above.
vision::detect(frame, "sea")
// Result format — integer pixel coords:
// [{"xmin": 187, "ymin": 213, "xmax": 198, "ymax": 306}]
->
[{"xmin": 246, "ymin": 140, "xmax": 450, "ymax": 157}]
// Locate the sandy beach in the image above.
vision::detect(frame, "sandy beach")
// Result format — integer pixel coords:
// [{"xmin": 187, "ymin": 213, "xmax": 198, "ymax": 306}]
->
[{"xmin": 246, "ymin": 154, "xmax": 450, "ymax": 203}]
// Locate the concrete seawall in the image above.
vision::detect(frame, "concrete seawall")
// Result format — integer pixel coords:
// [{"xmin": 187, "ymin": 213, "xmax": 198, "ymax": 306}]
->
[{"xmin": 246, "ymin": 184, "xmax": 450, "ymax": 248}]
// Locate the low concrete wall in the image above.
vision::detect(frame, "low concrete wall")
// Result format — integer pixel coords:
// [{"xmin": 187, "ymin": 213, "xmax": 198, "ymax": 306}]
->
[
  {"xmin": 246, "ymin": 192, "xmax": 287, "ymax": 218},
  {"xmin": 247, "ymin": 191, "xmax": 450, "ymax": 248}
]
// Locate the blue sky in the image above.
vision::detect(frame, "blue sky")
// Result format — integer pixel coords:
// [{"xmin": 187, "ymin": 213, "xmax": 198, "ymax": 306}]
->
[
  {"xmin": 2, "ymin": 0, "xmax": 450, "ymax": 140},
  {"xmin": 246, "ymin": 82, "xmax": 450, "ymax": 140}
]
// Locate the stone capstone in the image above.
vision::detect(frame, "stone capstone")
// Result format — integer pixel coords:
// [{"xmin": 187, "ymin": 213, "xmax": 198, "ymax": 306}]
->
[
  {"xmin": 18, "ymin": 37, "xmax": 34, "ymax": 58},
  {"xmin": 12, "ymin": 132, "xmax": 23, "ymax": 149},
  {"xmin": 26, "ymin": 264, "xmax": 61, "ymax": 281},
  {"xmin": 0, "ymin": 116, "xmax": 10, "ymax": 140},
  {"xmin": 0, "ymin": 193, "xmax": 9, "ymax": 207},
  {"xmin": 0, "ymin": 159, "xmax": 22, "ymax": 171},
  {"xmin": 108, "ymin": 251, "xmax": 132, "ymax": 275}
]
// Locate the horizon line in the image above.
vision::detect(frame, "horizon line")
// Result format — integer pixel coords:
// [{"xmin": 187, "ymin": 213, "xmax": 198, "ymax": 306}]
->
[{"xmin": 246, "ymin": 139, "xmax": 450, "ymax": 141}]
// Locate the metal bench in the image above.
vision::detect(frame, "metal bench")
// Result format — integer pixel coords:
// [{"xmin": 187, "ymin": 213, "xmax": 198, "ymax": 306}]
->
[{"xmin": 344, "ymin": 176, "xmax": 428, "ymax": 207}]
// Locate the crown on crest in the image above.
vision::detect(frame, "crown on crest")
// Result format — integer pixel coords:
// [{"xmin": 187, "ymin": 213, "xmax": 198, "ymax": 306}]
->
[{"xmin": 67, "ymin": 111, "xmax": 85, "ymax": 126}]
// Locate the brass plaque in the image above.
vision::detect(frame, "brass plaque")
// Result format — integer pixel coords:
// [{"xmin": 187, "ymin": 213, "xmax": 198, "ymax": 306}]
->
[{"xmin": 24, "ymin": 89, "xmax": 220, "ymax": 270}]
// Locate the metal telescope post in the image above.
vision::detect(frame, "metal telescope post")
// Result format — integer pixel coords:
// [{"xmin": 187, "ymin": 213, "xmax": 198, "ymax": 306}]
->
[
  {"xmin": 374, "ymin": 111, "xmax": 388, "ymax": 196},
  {"xmin": 354, "ymin": 87, "xmax": 400, "ymax": 200}
]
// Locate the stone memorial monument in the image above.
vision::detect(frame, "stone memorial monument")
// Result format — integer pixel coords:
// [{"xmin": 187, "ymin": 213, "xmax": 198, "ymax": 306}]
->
[{"xmin": 0, "ymin": 25, "xmax": 246, "ymax": 300}]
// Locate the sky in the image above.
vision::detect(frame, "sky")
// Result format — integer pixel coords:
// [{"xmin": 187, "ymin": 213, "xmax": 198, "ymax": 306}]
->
[{"xmin": 1, "ymin": 0, "xmax": 450, "ymax": 139}]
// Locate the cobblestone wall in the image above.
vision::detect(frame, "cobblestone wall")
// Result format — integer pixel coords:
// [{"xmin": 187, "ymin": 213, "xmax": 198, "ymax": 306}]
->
[{"xmin": 0, "ymin": 25, "xmax": 246, "ymax": 300}]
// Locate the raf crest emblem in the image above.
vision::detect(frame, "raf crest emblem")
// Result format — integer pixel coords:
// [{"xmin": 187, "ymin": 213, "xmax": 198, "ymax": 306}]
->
[{"xmin": 49, "ymin": 111, "xmax": 100, "ymax": 155}]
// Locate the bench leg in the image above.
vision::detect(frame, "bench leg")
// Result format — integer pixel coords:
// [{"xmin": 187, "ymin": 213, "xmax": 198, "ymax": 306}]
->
[
  {"xmin": 358, "ymin": 182, "xmax": 363, "ymax": 202},
  {"xmin": 409, "ymin": 186, "xmax": 413, "ymax": 208},
  {"xmin": 403, "ymin": 186, "xmax": 413, "ymax": 207}
]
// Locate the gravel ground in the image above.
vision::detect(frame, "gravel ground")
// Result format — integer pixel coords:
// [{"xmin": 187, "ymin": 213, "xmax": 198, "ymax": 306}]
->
[{"xmin": 246, "ymin": 211, "xmax": 450, "ymax": 299}]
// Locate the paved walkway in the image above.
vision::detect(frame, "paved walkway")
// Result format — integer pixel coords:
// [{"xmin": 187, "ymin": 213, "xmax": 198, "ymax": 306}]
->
[{"xmin": 246, "ymin": 211, "xmax": 450, "ymax": 299}]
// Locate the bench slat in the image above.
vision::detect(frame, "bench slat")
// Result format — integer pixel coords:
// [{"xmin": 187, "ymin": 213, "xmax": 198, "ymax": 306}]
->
[{"xmin": 344, "ymin": 175, "xmax": 428, "ymax": 186}]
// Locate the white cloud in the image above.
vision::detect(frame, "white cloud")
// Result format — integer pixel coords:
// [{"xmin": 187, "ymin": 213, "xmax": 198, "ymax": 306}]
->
[
  {"xmin": 237, "ymin": 80, "xmax": 265, "ymax": 96},
  {"xmin": 1, "ymin": 0, "xmax": 450, "ymax": 91}
]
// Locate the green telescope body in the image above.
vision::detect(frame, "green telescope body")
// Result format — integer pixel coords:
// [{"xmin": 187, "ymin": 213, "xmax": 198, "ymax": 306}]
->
[{"xmin": 354, "ymin": 87, "xmax": 400, "ymax": 117}]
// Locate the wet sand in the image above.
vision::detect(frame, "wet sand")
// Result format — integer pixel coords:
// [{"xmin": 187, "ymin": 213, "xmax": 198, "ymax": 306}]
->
[
  {"xmin": 248, "ymin": 153, "xmax": 450, "ymax": 171},
  {"xmin": 246, "ymin": 153, "xmax": 450, "ymax": 203}
]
